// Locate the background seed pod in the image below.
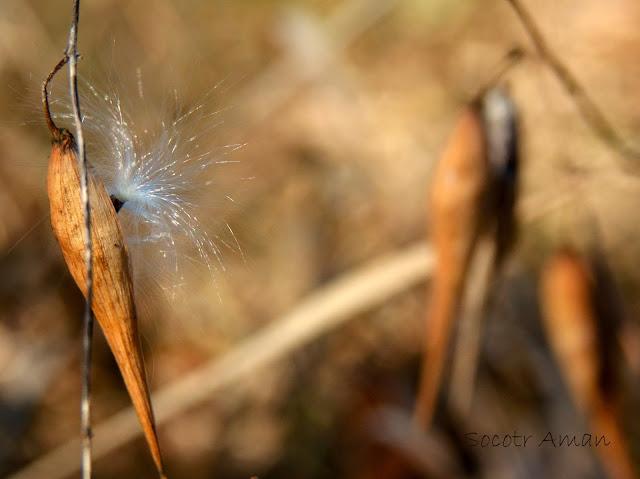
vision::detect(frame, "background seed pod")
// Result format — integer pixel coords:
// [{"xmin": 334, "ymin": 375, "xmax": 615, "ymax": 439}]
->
[
  {"xmin": 415, "ymin": 104, "xmax": 489, "ymax": 428},
  {"xmin": 540, "ymin": 247, "xmax": 635, "ymax": 479}
]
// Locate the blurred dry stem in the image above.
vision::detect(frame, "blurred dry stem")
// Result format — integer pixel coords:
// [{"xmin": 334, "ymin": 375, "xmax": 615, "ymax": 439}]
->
[
  {"xmin": 447, "ymin": 235, "xmax": 496, "ymax": 418},
  {"xmin": 506, "ymin": 0, "xmax": 640, "ymax": 168},
  {"xmin": 237, "ymin": 0, "xmax": 397, "ymax": 127},
  {"xmin": 472, "ymin": 47, "xmax": 523, "ymax": 101},
  {"xmin": 8, "ymin": 242, "xmax": 433, "ymax": 479}
]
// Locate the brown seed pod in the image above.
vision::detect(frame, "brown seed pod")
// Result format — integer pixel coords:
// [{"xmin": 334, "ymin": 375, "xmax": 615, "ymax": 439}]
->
[
  {"xmin": 540, "ymin": 249, "xmax": 600, "ymax": 411},
  {"xmin": 47, "ymin": 129, "xmax": 166, "ymax": 478},
  {"xmin": 414, "ymin": 105, "xmax": 490, "ymax": 428},
  {"xmin": 541, "ymin": 248, "xmax": 635, "ymax": 479}
]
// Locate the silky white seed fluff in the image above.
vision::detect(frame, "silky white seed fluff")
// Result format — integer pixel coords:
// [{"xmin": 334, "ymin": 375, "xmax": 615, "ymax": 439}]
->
[{"xmin": 55, "ymin": 78, "xmax": 247, "ymax": 299}]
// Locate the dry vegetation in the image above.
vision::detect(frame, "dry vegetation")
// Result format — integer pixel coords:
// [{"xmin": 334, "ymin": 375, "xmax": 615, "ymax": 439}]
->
[{"xmin": 1, "ymin": 0, "xmax": 640, "ymax": 478}]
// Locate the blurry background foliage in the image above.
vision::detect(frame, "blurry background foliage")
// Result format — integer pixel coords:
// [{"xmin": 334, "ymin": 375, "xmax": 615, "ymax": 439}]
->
[{"xmin": 1, "ymin": 0, "xmax": 640, "ymax": 478}]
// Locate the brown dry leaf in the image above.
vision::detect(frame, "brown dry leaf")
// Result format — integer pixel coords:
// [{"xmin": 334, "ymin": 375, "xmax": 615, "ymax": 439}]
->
[
  {"xmin": 540, "ymin": 247, "xmax": 635, "ymax": 479},
  {"xmin": 47, "ymin": 129, "xmax": 166, "ymax": 478}
]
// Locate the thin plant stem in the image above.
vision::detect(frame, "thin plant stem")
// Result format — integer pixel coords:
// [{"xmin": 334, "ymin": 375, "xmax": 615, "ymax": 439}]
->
[
  {"xmin": 448, "ymin": 236, "xmax": 497, "ymax": 419},
  {"xmin": 505, "ymin": 0, "xmax": 640, "ymax": 168},
  {"xmin": 42, "ymin": 56, "xmax": 69, "ymax": 136},
  {"xmin": 473, "ymin": 47, "xmax": 524, "ymax": 101},
  {"xmin": 65, "ymin": 0, "xmax": 94, "ymax": 477},
  {"xmin": 42, "ymin": 0, "xmax": 93, "ymax": 472},
  {"xmin": 41, "ymin": 2, "xmax": 93, "ymax": 476}
]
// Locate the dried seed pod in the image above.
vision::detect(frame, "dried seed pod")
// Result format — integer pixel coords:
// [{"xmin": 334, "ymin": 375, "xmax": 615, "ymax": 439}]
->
[
  {"xmin": 540, "ymin": 249, "xmax": 600, "ymax": 411},
  {"xmin": 414, "ymin": 105, "xmax": 490, "ymax": 428},
  {"xmin": 541, "ymin": 247, "xmax": 634, "ymax": 479},
  {"xmin": 446, "ymin": 87, "xmax": 521, "ymax": 419},
  {"xmin": 47, "ymin": 129, "xmax": 166, "ymax": 478}
]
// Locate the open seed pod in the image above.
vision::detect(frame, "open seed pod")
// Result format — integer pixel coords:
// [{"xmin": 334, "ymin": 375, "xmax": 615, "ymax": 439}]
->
[{"xmin": 47, "ymin": 129, "xmax": 166, "ymax": 478}]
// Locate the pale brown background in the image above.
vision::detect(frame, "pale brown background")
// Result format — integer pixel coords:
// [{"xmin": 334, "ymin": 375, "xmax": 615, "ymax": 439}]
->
[{"xmin": 1, "ymin": 0, "xmax": 640, "ymax": 478}]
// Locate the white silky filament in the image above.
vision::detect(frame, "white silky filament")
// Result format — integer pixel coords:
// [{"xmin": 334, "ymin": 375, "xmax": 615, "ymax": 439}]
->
[{"xmin": 56, "ymin": 78, "xmax": 246, "ymax": 297}]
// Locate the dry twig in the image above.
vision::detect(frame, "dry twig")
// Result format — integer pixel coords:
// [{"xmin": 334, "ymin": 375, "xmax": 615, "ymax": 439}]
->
[
  {"xmin": 65, "ymin": 4, "xmax": 94, "ymax": 477},
  {"xmin": 447, "ymin": 236, "xmax": 497, "ymax": 418},
  {"xmin": 506, "ymin": 0, "xmax": 640, "ymax": 168},
  {"xmin": 42, "ymin": 1, "xmax": 94, "ymax": 476}
]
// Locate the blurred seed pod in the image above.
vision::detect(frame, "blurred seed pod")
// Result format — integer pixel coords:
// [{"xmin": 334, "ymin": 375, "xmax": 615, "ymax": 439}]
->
[
  {"xmin": 417, "ymin": 84, "xmax": 524, "ymax": 429},
  {"xmin": 540, "ymin": 249, "xmax": 601, "ymax": 410},
  {"xmin": 415, "ymin": 104, "xmax": 490, "ymax": 428},
  {"xmin": 47, "ymin": 129, "xmax": 166, "ymax": 478},
  {"xmin": 540, "ymin": 247, "xmax": 635, "ymax": 479},
  {"xmin": 447, "ymin": 86, "xmax": 521, "ymax": 419}
]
